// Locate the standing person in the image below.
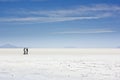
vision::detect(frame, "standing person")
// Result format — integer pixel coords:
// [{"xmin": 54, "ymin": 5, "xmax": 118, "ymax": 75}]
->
[
  {"xmin": 23, "ymin": 48, "xmax": 26, "ymax": 55},
  {"xmin": 23, "ymin": 48, "xmax": 28, "ymax": 55},
  {"xmin": 26, "ymin": 48, "xmax": 28, "ymax": 55}
]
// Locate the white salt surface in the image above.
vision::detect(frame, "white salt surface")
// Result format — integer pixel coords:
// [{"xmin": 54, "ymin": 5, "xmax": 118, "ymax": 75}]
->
[{"xmin": 0, "ymin": 48, "xmax": 120, "ymax": 80}]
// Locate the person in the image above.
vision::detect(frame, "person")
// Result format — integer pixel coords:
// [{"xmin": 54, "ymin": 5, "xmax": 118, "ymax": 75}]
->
[
  {"xmin": 23, "ymin": 48, "xmax": 28, "ymax": 55},
  {"xmin": 23, "ymin": 48, "xmax": 26, "ymax": 55},
  {"xmin": 26, "ymin": 48, "xmax": 28, "ymax": 54}
]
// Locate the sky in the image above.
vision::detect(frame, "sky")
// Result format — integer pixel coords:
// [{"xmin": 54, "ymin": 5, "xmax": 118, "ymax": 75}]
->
[{"xmin": 0, "ymin": 0, "xmax": 120, "ymax": 48}]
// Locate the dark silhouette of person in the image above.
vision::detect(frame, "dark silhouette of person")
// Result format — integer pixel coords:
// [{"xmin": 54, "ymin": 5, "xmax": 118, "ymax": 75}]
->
[
  {"xmin": 23, "ymin": 48, "xmax": 25, "ymax": 55},
  {"xmin": 26, "ymin": 48, "xmax": 28, "ymax": 54},
  {"xmin": 23, "ymin": 48, "xmax": 28, "ymax": 55}
]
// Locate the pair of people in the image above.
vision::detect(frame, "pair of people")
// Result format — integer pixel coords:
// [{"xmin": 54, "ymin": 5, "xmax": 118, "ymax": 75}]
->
[{"xmin": 23, "ymin": 48, "xmax": 28, "ymax": 55}]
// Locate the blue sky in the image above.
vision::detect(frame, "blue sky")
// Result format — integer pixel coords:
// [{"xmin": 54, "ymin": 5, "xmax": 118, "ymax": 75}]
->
[{"xmin": 0, "ymin": 0, "xmax": 120, "ymax": 48}]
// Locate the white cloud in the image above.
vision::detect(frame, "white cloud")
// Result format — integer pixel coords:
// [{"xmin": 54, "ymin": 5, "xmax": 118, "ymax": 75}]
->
[
  {"xmin": 0, "ymin": 16, "xmax": 102, "ymax": 23},
  {"xmin": 0, "ymin": 4, "xmax": 120, "ymax": 23},
  {"xmin": 25, "ymin": 4, "xmax": 120, "ymax": 17},
  {"xmin": 54, "ymin": 29, "xmax": 116, "ymax": 34}
]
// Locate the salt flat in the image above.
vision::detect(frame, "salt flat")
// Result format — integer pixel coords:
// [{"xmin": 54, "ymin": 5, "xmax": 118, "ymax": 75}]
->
[{"xmin": 0, "ymin": 48, "xmax": 120, "ymax": 80}]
